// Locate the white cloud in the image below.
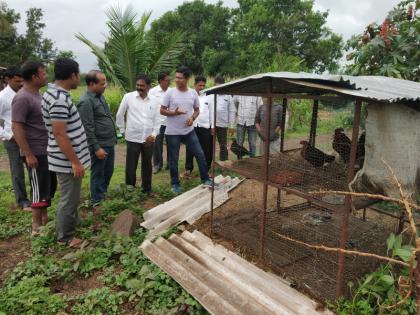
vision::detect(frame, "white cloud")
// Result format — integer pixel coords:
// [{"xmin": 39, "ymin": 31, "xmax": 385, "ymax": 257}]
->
[{"xmin": 6, "ymin": 0, "xmax": 401, "ymax": 71}]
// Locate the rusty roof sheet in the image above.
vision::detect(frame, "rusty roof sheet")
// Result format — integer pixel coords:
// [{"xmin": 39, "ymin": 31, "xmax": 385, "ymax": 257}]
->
[
  {"xmin": 204, "ymin": 72, "xmax": 420, "ymax": 104},
  {"xmin": 141, "ymin": 230, "xmax": 333, "ymax": 315}
]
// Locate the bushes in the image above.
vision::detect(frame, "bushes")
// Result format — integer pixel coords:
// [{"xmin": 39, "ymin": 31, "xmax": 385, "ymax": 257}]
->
[{"xmin": 70, "ymin": 85, "xmax": 123, "ymax": 118}]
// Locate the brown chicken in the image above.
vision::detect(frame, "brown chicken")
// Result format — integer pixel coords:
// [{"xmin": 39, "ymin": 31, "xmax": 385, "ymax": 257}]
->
[
  {"xmin": 332, "ymin": 128, "xmax": 352, "ymax": 163},
  {"xmin": 300, "ymin": 140, "xmax": 335, "ymax": 167}
]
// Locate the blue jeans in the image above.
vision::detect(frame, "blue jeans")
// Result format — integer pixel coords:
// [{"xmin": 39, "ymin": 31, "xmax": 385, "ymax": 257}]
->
[
  {"xmin": 90, "ymin": 146, "xmax": 115, "ymax": 203},
  {"xmin": 167, "ymin": 131, "xmax": 209, "ymax": 185},
  {"xmin": 236, "ymin": 124, "xmax": 257, "ymax": 157}
]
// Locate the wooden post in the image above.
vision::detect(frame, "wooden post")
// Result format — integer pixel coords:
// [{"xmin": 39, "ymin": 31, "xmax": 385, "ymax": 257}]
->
[
  {"xmin": 210, "ymin": 94, "xmax": 217, "ymax": 238},
  {"xmin": 309, "ymin": 100, "xmax": 319, "ymax": 147},
  {"xmin": 335, "ymin": 100, "xmax": 362, "ymax": 298},
  {"xmin": 259, "ymin": 81, "xmax": 273, "ymax": 261},
  {"xmin": 280, "ymin": 98, "xmax": 287, "ymax": 152}
]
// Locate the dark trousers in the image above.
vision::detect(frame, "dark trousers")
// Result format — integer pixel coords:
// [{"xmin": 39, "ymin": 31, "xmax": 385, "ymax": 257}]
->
[
  {"xmin": 153, "ymin": 125, "xmax": 169, "ymax": 170},
  {"xmin": 126, "ymin": 140, "xmax": 153, "ymax": 192},
  {"xmin": 216, "ymin": 127, "xmax": 228, "ymax": 161},
  {"xmin": 23, "ymin": 155, "xmax": 57, "ymax": 208},
  {"xmin": 90, "ymin": 146, "xmax": 115, "ymax": 203},
  {"xmin": 56, "ymin": 173, "xmax": 82, "ymax": 242},
  {"xmin": 167, "ymin": 131, "xmax": 209, "ymax": 186},
  {"xmin": 3, "ymin": 139, "xmax": 29, "ymax": 207},
  {"xmin": 185, "ymin": 127, "xmax": 213, "ymax": 172}
]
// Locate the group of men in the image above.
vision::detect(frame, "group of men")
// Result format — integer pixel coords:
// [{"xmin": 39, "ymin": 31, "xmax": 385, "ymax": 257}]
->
[{"xmin": 0, "ymin": 58, "xmax": 283, "ymax": 247}]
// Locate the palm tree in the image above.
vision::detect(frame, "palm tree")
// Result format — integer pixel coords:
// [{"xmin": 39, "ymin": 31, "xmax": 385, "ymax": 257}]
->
[{"xmin": 76, "ymin": 5, "xmax": 184, "ymax": 92}]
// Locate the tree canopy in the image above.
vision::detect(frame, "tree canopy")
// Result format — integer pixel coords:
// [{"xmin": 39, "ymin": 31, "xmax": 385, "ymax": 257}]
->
[
  {"xmin": 0, "ymin": 2, "xmax": 71, "ymax": 66},
  {"xmin": 149, "ymin": 0, "xmax": 343, "ymax": 76},
  {"xmin": 346, "ymin": 0, "xmax": 419, "ymax": 81}
]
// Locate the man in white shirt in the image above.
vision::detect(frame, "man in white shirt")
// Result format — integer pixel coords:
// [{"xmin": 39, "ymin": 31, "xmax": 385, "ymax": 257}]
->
[
  {"xmin": 184, "ymin": 76, "xmax": 212, "ymax": 177},
  {"xmin": 233, "ymin": 95, "xmax": 262, "ymax": 159},
  {"xmin": 116, "ymin": 74, "xmax": 160, "ymax": 194},
  {"xmin": 0, "ymin": 66, "xmax": 30, "ymax": 210},
  {"xmin": 149, "ymin": 71, "xmax": 171, "ymax": 174},
  {"xmin": 209, "ymin": 76, "xmax": 236, "ymax": 161},
  {"xmin": 161, "ymin": 66, "xmax": 212, "ymax": 194}
]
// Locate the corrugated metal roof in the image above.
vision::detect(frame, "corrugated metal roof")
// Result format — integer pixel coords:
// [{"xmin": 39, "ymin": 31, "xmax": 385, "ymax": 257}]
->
[
  {"xmin": 141, "ymin": 230, "xmax": 332, "ymax": 315},
  {"xmin": 141, "ymin": 175, "xmax": 242, "ymax": 238},
  {"xmin": 204, "ymin": 72, "xmax": 420, "ymax": 104}
]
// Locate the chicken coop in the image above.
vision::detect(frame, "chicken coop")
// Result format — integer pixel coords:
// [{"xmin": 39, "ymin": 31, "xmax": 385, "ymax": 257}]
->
[{"xmin": 203, "ymin": 72, "xmax": 420, "ymax": 301}]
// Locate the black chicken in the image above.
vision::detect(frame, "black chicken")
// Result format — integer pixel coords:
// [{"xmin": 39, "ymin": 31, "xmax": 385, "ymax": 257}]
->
[
  {"xmin": 300, "ymin": 140, "xmax": 335, "ymax": 167},
  {"xmin": 230, "ymin": 139, "xmax": 250, "ymax": 158},
  {"xmin": 332, "ymin": 128, "xmax": 352, "ymax": 163}
]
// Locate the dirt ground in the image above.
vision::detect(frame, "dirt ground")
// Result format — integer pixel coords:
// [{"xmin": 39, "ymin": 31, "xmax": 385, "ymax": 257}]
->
[
  {"xmin": 192, "ymin": 179, "xmax": 399, "ymax": 302},
  {"xmin": 0, "ymin": 235, "xmax": 31, "ymax": 285}
]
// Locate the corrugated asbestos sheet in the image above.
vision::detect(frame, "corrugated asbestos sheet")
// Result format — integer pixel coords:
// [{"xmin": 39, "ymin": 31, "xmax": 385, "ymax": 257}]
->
[
  {"xmin": 141, "ymin": 175, "xmax": 242, "ymax": 238},
  {"xmin": 203, "ymin": 71, "xmax": 420, "ymax": 104},
  {"xmin": 141, "ymin": 230, "xmax": 333, "ymax": 315}
]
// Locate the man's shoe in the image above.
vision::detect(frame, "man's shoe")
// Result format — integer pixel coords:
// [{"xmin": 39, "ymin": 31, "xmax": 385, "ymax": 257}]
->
[
  {"xmin": 181, "ymin": 170, "xmax": 192, "ymax": 179},
  {"xmin": 202, "ymin": 177, "xmax": 221, "ymax": 189},
  {"xmin": 153, "ymin": 167, "xmax": 161, "ymax": 174},
  {"xmin": 171, "ymin": 184, "xmax": 182, "ymax": 194},
  {"xmin": 21, "ymin": 201, "xmax": 32, "ymax": 212}
]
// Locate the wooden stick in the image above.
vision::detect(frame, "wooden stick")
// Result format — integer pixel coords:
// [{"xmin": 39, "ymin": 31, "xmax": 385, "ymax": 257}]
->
[
  {"xmin": 267, "ymin": 230, "xmax": 409, "ymax": 267},
  {"xmin": 308, "ymin": 190, "xmax": 420, "ymax": 211}
]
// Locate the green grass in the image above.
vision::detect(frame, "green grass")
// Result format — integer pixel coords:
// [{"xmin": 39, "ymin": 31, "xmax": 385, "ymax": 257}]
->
[{"xmin": 0, "ymin": 164, "xmax": 209, "ymax": 315}]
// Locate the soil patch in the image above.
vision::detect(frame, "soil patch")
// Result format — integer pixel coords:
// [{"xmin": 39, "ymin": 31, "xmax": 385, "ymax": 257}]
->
[
  {"xmin": 0, "ymin": 235, "xmax": 31, "ymax": 285},
  {"xmin": 51, "ymin": 271, "xmax": 104, "ymax": 296}
]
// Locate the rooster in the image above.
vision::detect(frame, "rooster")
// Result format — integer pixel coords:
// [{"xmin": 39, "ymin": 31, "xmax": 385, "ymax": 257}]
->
[
  {"xmin": 332, "ymin": 128, "xmax": 352, "ymax": 163},
  {"xmin": 230, "ymin": 139, "xmax": 250, "ymax": 158},
  {"xmin": 300, "ymin": 140, "xmax": 335, "ymax": 167}
]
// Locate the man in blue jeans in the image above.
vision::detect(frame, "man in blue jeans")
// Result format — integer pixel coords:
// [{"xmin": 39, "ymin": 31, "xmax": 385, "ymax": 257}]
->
[
  {"xmin": 160, "ymin": 66, "xmax": 212, "ymax": 194},
  {"xmin": 77, "ymin": 70, "xmax": 117, "ymax": 204}
]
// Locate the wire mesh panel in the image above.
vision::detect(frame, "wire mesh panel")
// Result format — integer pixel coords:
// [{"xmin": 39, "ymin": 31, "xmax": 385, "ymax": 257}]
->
[
  {"xmin": 204, "ymin": 92, "xmax": 418, "ymax": 303},
  {"xmin": 201, "ymin": 180, "xmax": 397, "ymax": 302}
]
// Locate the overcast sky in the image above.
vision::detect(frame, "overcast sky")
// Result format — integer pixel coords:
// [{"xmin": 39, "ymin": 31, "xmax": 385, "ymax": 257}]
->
[{"xmin": 8, "ymin": 0, "xmax": 400, "ymax": 72}]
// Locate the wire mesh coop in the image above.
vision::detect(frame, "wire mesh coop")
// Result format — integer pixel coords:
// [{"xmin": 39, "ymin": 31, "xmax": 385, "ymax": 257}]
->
[{"xmin": 202, "ymin": 72, "xmax": 420, "ymax": 302}]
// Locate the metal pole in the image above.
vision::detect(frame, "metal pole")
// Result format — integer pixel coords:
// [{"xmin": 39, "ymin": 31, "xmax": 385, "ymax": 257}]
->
[
  {"xmin": 210, "ymin": 94, "xmax": 217, "ymax": 238},
  {"xmin": 335, "ymin": 99, "xmax": 362, "ymax": 298},
  {"xmin": 259, "ymin": 85, "xmax": 272, "ymax": 261},
  {"xmin": 309, "ymin": 100, "xmax": 319, "ymax": 147}
]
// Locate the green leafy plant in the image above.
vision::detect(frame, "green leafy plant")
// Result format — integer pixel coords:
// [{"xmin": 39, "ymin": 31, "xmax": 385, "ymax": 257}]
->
[
  {"xmin": 76, "ymin": 5, "xmax": 184, "ymax": 92},
  {"xmin": 70, "ymin": 287, "xmax": 126, "ymax": 315},
  {"xmin": 0, "ymin": 275, "xmax": 66, "ymax": 315},
  {"xmin": 329, "ymin": 233, "xmax": 416, "ymax": 314}
]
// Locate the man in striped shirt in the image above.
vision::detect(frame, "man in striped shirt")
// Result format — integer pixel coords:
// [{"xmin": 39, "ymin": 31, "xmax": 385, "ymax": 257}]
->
[{"xmin": 42, "ymin": 58, "xmax": 90, "ymax": 248}]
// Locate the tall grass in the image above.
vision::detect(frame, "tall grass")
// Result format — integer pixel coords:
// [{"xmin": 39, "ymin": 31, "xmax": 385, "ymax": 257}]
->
[{"xmin": 70, "ymin": 85, "xmax": 123, "ymax": 118}]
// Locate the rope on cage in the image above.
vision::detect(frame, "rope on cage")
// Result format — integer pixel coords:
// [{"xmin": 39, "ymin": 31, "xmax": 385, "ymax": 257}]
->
[
  {"xmin": 267, "ymin": 230, "xmax": 409, "ymax": 267},
  {"xmin": 308, "ymin": 190, "xmax": 420, "ymax": 211},
  {"xmin": 308, "ymin": 159, "xmax": 419, "ymax": 311}
]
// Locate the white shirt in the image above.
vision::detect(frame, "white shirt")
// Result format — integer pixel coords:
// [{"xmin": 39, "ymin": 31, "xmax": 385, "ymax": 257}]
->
[
  {"xmin": 0, "ymin": 85, "xmax": 16, "ymax": 140},
  {"xmin": 149, "ymin": 85, "xmax": 172, "ymax": 126},
  {"xmin": 233, "ymin": 95, "xmax": 262, "ymax": 126},
  {"xmin": 194, "ymin": 94, "xmax": 212, "ymax": 129},
  {"xmin": 116, "ymin": 91, "xmax": 161, "ymax": 144},
  {"xmin": 209, "ymin": 94, "xmax": 236, "ymax": 128}
]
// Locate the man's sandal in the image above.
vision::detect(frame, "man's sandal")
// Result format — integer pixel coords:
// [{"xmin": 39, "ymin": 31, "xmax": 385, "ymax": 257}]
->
[{"xmin": 58, "ymin": 237, "xmax": 88, "ymax": 249}]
